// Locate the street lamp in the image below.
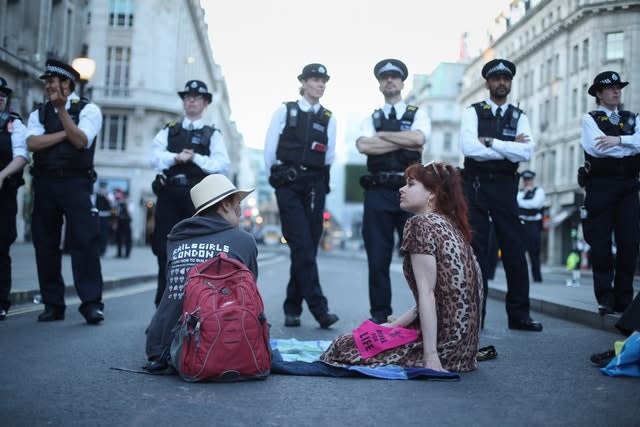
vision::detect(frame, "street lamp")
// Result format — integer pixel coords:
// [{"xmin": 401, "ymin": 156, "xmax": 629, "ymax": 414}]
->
[{"xmin": 72, "ymin": 54, "xmax": 96, "ymax": 98}]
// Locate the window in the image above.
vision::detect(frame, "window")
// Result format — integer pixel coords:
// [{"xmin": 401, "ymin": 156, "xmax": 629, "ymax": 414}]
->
[
  {"xmin": 552, "ymin": 96, "xmax": 558, "ymax": 124},
  {"xmin": 554, "ymin": 54, "xmax": 560, "ymax": 77},
  {"xmin": 581, "ymin": 83, "xmax": 588, "ymax": 114},
  {"xmin": 540, "ymin": 63, "xmax": 545, "ymax": 86},
  {"xmin": 568, "ymin": 145, "xmax": 575, "ymax": 183},
  {"xmin": 582, "ymin": 39, "xmax": 589, "ymax": 68},
  {"xmin": 572, "ymin": 44, "xmax": 579, "ymax": 73},
  {"xmin": 105, "ymin": 46, "xmax": 130, "ymax": 96},
  {"xmin": 605, "ymin": 32, "xmax": 624, "ymax": 60},
  {"xmin": 571, "ymin": 88, "xmax": 578, "ymax": 117},
  {"xmin": 109, "ymin": 0, "xmax": 135, "ymax": 27},
  {"xmin": 443, "ymin": 132, "xmax": 453, "ymax": 152},
  {"xmin": 546, "ymin": 58, "xmax": 552, "ymax": 82},
  {"xmin": 101, "ymin": 114, "xmax": 128, "ymax": 151},
  {"xmin": 548, "ymin": 150, "xmax": 556, "ymax": 187}
]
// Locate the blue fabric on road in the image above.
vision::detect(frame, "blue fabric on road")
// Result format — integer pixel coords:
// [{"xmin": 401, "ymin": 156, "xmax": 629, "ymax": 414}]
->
[{"xmin": 270, "ymin": 338, "xmax": 460, "ymax": 381}]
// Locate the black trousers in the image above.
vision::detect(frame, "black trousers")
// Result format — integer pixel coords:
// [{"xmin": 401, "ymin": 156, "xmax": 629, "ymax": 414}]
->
[
  {"xmin": 582, "ymin": 176, "xmax": 639, "ymax": 312},
  {"xmin": 151, "ymin": 184, "xmax": 195, "ymax": 306},
  {"xmin": 0, "ymin": 186, "xmax": 18, "ymax": 311},
  {"xmin": 616, "ymin": 292, "xmax": 640, "ymax": 336},
  {"xmin": 275, "ymin": 180, "xmax": 329, "ymax": 319},
  {"xmin": 116, "ymin": 220, "xmax": 132, "ymax": 257},
  {"xmin": 31, "ymin": 176, "xmax": 104, "ymax": 312},
  {"xmin": 362, "ymin": 187, "xmax": 412, "ymax": 321},
  {"xmin": 522, "ymin": 220, "xmax": 543, "ymax": 282},
  {"xmin": 463, "ymin": 173, "xmax": 531, "ymax": 323}
]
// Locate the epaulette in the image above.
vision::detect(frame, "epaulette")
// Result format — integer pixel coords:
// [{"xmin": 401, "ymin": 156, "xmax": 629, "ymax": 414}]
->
[{"xmin": 164, "ymin": 120, "xmax": 177, "ymax": 129}]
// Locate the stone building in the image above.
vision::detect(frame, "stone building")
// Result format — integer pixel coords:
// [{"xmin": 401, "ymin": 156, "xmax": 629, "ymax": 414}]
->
[{"xmin": 0, "ymin": 0, "xmax": 244, "ymax": 245}]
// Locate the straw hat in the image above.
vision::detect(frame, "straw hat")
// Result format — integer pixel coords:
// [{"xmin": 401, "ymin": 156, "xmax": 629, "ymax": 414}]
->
[{"xmin": 190, "ymin": 174, "xmax": 254, "ymax": 216}]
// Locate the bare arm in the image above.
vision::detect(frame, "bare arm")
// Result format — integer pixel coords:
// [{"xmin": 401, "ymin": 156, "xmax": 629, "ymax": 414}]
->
[
  {"xmin": 0, "ymin": 156, "xmax": 28, "ymax": 189},
  {"xmin": 27, "ymin": 131, "xmax": 67, "ymax": 152},
  {"xmin": 411, "ymin": 252, "xmax": 447, "ymax": 372},
  {"xmin": 387, "ymin": 305, "xmax": 418, "ymax": 328},
  {"xmin": 56, "ymin": 107, "xmax": 88, "ymax": 149}
]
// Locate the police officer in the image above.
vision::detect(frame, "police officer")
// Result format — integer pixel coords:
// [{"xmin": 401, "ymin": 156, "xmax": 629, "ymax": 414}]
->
[
  {"xmin": 26, "ymin": 59, "xmax": 104, "ymax": 324},
  {"xmin": 357, "ymin": 59, "xmax": 430, "ymax": 324},
  {"xmin": 0, "ymin": 77, "xmax": 28, "ymax": 320},
  {"xmin": 580, "ymin": 71, "xmax": 640, "ymax": 315},
  {"xmin": 264, "ymin": 63, "xmax": 339, "ymax": 329},
  {"xmin": 150, "ymin": 80, "xmax": 229, "ymax": 306},
  {"xmin": 517, "ymin": 170, "xmax": 546, "ymax": 283},
  {"xmin": 460, "ymin": 59, "xmax": 542, "ymax": 331}
]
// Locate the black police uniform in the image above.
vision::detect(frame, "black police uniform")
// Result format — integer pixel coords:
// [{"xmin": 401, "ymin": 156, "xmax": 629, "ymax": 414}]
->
[
  {"xmin": 30, "ymin": 97, "xmax": 104, "ymax": 318},
  {"xmin": 361, "ymin": 106, "xmax": 419, "ymax": 323},
  {"xmin": 116, "ymin": 197, "xmax": 132, "ymax": 258},
  {"xmin": 269, "ymin": 101, "xmax": 333, "ymax": 323},
  {"xmin": 581, "ymin": 109, "xmax": 640, "ymax": 313},
  {"xmin": 151, "ymin": 121, "xmax": 216, "ymax": 305},
  {"xmin": 518, "ymin": 187, "xmax": 544, "ymax": 282},
  {"xmin": 462, "ymin": 101, "xmax": 532, "ymax": 325},
  {"xmin": 0, "ymin": 109, "xmax": 25, "ymax": 314}
]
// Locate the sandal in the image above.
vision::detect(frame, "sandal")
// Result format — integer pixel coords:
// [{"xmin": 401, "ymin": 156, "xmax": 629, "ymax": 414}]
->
[
  {"xmin": 589, "ymin": 349, "xmax": 615, "ymax": 368},
  {"xmin": 477, "ymin": 345, "xmax": 497, "ymax": 361}
]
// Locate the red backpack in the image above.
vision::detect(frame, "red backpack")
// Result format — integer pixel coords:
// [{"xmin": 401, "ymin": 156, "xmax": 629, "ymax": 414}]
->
[{"xmin": 170, "ymin": 252, "xmax": 271, "ymax": 382}]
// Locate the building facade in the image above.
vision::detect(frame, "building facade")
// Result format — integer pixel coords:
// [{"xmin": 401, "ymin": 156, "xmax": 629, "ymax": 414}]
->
[
  {"xmin": 0, "ymin": 0, "xmax": 244, "ymax": 244},
  {"xmin": 459, "ymin": 0, "xmax": 640, "ymax": 265},
  {"xmin": 405, "ymin": 62, "xmax": 467, "ymax": 166},
  {"xmin": 84, "ymin": 0, "xmax": 244, "ymax": 245},
  {"xmin": 0, "ymin": 0, "xmax": 90, "ymax": 241}
]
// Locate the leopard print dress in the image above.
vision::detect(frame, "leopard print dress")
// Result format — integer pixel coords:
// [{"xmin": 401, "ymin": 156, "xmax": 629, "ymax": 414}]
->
[{"xmin": 320, "ymin": 213, "xmax": 483, "ymax": 372}]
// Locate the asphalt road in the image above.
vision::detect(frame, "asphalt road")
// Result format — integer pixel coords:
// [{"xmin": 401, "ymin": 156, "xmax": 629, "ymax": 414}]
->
[{"xmin": 1, "ymin": 253, "xmax": 638, "ymax": 427}]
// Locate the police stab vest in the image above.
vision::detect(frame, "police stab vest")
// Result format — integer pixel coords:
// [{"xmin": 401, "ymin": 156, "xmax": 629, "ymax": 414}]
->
[
  {"xmin": 588, "ymin": 110, "xmax": 636, "ymax": 137},
  {"xmin": 0, "ymin": 110, "xmax": 21, "ymax": 170},
  {"xmin": 164, "ymin": 121, "xmax": 214, "ymax": 179},
  {"xmin": 464, "ymin": 102, "xmax": 522, "ymax": 175},
  {"xmin": 584, "ymin": 110, "xmax": 640, "ymax": 177},
  {"xmin": 366, "ymin": 105, "xmax": 420, "ymax": 173},
  {"xmin": 276, "ymin": 102, "xmax": 331, "ymax": 169},
  {"xmin": 33, "ymin": 99, "xmax": 95, "ymax": 172}
]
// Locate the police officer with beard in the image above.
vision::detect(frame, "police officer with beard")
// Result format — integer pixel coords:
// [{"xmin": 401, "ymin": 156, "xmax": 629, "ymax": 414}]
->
[
  {"xmin": 580, "ymin": 71, "xmax": 640, "ymax": 315},
  {"xmin": 0, "ymin": 76, "xmax": 28, "ymax": 321},
  {"xmin": 264, "ymin": 63, "xmax": 339, "ymax": 329},
  {"xmin": 26, "ymin": 59, "xmax": 104, "ymax": 324},
  {"xmin": 150, "ymin": 80, "xmax": 229, "ymax": 306},
  {"xmin": 357, "ymin": 59, "xmax": 430, "ymax": 324},
  {"xmin": 460, "ymin": 59, "xmax": 542, "ymax": 331}
]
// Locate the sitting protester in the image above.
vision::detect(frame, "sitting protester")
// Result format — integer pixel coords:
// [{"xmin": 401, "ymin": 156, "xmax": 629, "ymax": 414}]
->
[
  {"xmin": 144, "ymin": 174, "xmax": 257, "ymax": 372},
  {"xmin": 321, "ymin": 162, "xmax": 483, "ymax": 372}
]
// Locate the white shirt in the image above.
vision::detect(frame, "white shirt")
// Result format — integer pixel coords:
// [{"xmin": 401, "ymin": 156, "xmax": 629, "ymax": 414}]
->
[
  {"xmin": 580, "ymin": 106, "xmax": 640, "ymax": 158},
  {"xmin": 517, "ymin": 186, "xmax": 546, "ymax": 221},
  {"xmin": 149, "ymin": 117, "xmax": 230, "ymax": 174},
  {"xmin": 264, "ymin": 98, "xmax": 337, "ymax": 171},
  {"xmin": 460, "ymin": 98, "xmax": 534, "ymax": 162},
  {"xmin": 25, "ymin": 93, "xmax": 102, "ymax": 148},
  {"xmin": 4, "ymin": 116, "xmax": 29, "ymax": 161},
  {"xmin": 357, "ymin": 101, "xmax": 431, "ymax": 140}
]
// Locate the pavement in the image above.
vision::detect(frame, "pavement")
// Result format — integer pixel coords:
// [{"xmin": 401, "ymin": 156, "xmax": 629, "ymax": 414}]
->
[{"xmin": 7, "ymin": 241, "xmax": 638, "ymax": 333}]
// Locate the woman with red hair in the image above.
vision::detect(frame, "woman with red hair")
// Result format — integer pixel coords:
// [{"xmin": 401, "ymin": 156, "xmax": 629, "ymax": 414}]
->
[{"xmin": 321, "ymin": 162, "xmax": 482, "ymax": 372}]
